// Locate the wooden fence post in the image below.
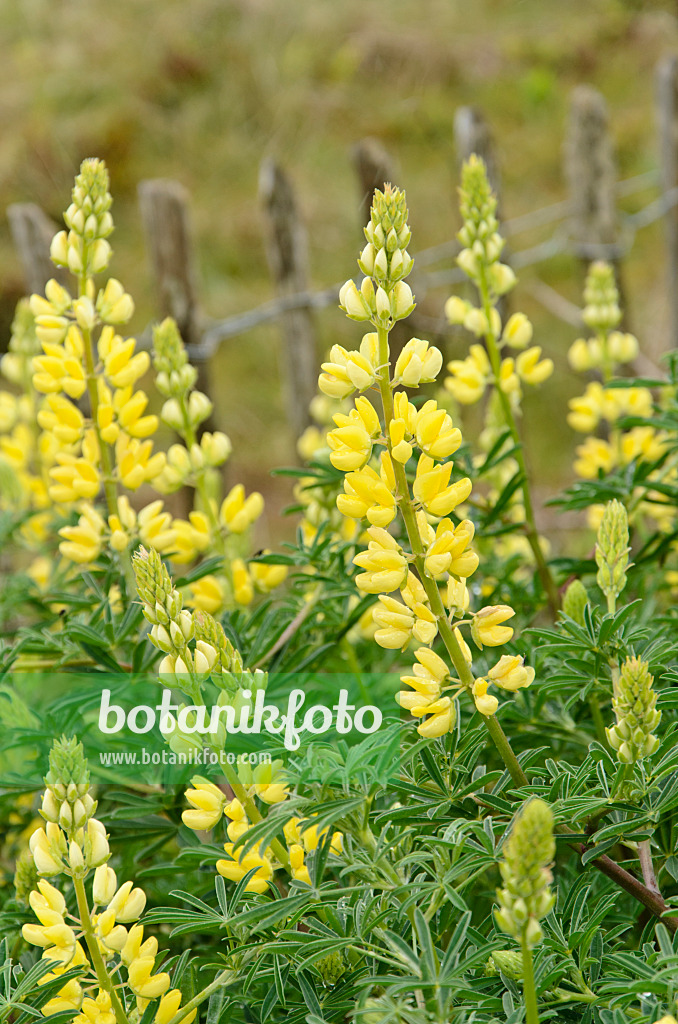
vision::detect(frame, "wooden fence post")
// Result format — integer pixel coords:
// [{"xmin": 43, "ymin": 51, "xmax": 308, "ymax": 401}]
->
[
  {"xmin": 352, "ymin": 138, "xmax": 396, "ymax": 227},
  {"xmin": 6, "ymin": 203, "xmax": 69, "ymax": 295},
  {"xmin": 137, "ymin": 179, "xmax": 202, "ymax": 347},
  {"xmin": 259, "ymin": 159, "xmax": 317, "ymax": 439},
  {"xmin": 565, "ymin": 85, "xmax": 626, "ymax": 322},
  {"xmin": 565, "ymin": 87, "xmax": 620, "ymax": 259},
  {"xmin": 656, "ymin": 55, "xmax": 678, "ymax": 348},
  {"xmin": 453, "ymin": 106, "xmax": 501, "ymax": 201}
]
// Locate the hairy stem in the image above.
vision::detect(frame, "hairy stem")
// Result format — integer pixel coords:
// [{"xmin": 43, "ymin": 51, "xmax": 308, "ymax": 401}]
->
[
  {"xmin": 73, "ymin": 874, "xmax": 129, "ymax": 1024},
  {"xmin": 520, "ymin": 936, "xmax": 540, "ymax": 1024},
  {"xmin": 637, "ymin": 839, "xmax": 661, "ymax": 897},
  {"xmin": 165, "ymin": 967, "xmax": 236, "ymax": 1024}
]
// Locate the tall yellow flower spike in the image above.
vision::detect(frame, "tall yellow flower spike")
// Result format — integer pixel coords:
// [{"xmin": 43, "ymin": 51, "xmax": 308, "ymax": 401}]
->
[{"xmin": 322, "ymin": 182, "xmax": 533, "ymax": 774}]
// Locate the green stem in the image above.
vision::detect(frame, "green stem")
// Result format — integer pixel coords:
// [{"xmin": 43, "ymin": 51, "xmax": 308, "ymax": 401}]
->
[
  {"xmin": 520, "ymin": 936, "xmax": 540, "ymax": 1024},
  {"xmin": 476, "ymin": 268, "xmax": 559, "ymax": 617},
  {"xmin": 375, "ymin": 325, "xmax": 527, "ymax": 789},
  {"xmin": 73, "ymin": 874, "xmax": 129, "ymax": 1024},
  {"xmin": 165, "ymin": 967, "xmax": 236, "ymax": 1024},
  {"xmin": 588, "ymin": 695, "xmax": 611, "ymax": 751}
]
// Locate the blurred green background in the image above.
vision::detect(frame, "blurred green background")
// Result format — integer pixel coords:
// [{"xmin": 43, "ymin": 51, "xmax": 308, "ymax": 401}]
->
[{"xmin": 1, "ymin": 0, "xmax": 676, "ymax": 544}]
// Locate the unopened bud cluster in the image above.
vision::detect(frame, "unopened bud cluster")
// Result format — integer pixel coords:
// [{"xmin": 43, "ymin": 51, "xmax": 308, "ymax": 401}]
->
[
  {"xmin": 562, "ymin": 579, "xmax": 589, "ymax": 624},
  {"xmin": 152, "ymin": 318, "xmax": 232, "ymax": 491},
  {"xmin": 444, "ymin": 158, "xmax": 552, "ymax": 411},
  {"xmin": 29, "ymin": 737, "xmax": 109, "ymax": 877},
  {"xmin": 133, "ymin": 546, "xmax": 196, "ymax": 679},
  {"xmin": 582, "ymin": 260, "xmax": 621, "ymax": 332},
  {"xmin": 455, "ymin": 155, "xmax": 514, "ymax": 296},
  {"xmin": 494, "ymin": 798, "xmax": 555, "ymax": 948},
  {"xmin": 607, "ymin": 657, "xmax": 661, "ymax": 764},
  {"xmin": 595, "ymin": 499, "xmax": 629, "ymax": 605},
  {"xmin": 50, "ymin": 159, "xmax": 114, "ymax": 278},
  {"xmin": 339, "ymin": 184, "xmax": 415, "ymax": 326}
]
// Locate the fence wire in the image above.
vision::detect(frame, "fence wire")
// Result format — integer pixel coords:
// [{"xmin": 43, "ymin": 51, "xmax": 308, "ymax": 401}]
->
[{"xmin": 184, "ymin": 170, "xmax": 676, "ymax": 361}]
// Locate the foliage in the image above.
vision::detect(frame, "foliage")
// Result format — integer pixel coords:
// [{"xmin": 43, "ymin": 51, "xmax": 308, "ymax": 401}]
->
[{"xmin": 1, "ymin": 157, "xmax": 678, "ymax": 1024}]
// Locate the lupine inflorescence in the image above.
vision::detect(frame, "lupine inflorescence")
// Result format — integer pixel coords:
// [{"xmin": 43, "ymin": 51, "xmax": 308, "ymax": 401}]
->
[
  {"xmin": 319, "ymin": 179, "xmax": 535, "ymax": 737},
  {"xmin": 23, "ymin": 737, "xmax": 195, "ymax": 1024}
]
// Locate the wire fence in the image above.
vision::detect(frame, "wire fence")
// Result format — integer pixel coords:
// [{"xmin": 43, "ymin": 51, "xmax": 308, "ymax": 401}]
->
[{"xmin": 190, "ymin": 171, "xmax": 678, "ymax": 361}]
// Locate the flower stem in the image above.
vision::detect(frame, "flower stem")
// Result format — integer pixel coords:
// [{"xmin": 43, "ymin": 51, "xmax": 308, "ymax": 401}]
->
[
  {"xmin": 520, "ymin": 936, "xmax": 540, "ymax": 1024},
  {"xmin": 375, "ymin": 325, "xmax": 527, "ymax": 788},
  {"xmin": 73, "ymin": 873, "xmax": 129, "ymax": 1024},
  {"xmin": 165, "ymin": 967, "xmax": 236, "ymax": 1024},
  {"xmin": 476, "ymin": 269, "xmax": 559, "ymax": 617}
]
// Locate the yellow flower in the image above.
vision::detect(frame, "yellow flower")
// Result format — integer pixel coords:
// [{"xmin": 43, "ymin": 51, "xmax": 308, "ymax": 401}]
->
[
  {"xmin": 337, "ymin": 456, "xmax": 397, "ymax": 527},
  {"xmin": 573, "ymin": 437, "xmax": 614, "ymax": 479},
  {"xmin": 353, "ymin": 527, "xmax": 408, "ymax": 594},
  {"xmin": 98, "ymin": 327, "xmax": 150, "ymax": 389},
  {"xmin": 327, "ymin": 396, "xmax": 381, "ymax": 471},
  {"xmin": 155, "ymin": 990, "xmax": 196, "ymax": 1024},
  {"xmin": 115, "ymin": 435, "xmax": 165, "ymax": 490},
  {"xmin": 413, "ymin": 454, "xmax": 472, "ymax": 518},
  {"xmin": 49, "ymin": 454, "xmax": 100, "ymax": 503},
  {"xmin": 127, "ymin": 958, "xmax": 171, "ymax": 1000},
  {"xmin": 393, "ymin": 337, "xmax": 443, "ymax": 387},
  {"xmin": 170, "ymin": 511, "xmax": 211, "ymax": 564},
  {"xmin": 188, "ymin": 575, "xmax": 227, "ymax": 614},
  {"xmin": 373, "ymin": 595, "xmax": 414, "ymax": 649},
  {"xmin": 471, "ymin": 605, "xmax": 515, "ymax": 649},
  {"xmin": 444, "ymin": 344, "xmax": 490, "ymax": 404},
  {"xmin": 217, "ymin": 843, "xmax": 273, "ymax": 893},
  {"xmin": 37, "ymin": 395, "xmax": 85, "ymax": 445},
  {"xmin": 488, "ymin": 654, "xmax": 535, "ymax": 692},
  {"xmin": 318, "ymin": 334, "xmax": 378, "ymax": 397},
  {"xmin": 516, "ymin": 346, "xmax": 553, "ymax": 386},
  {"xmin": 498, "ymin": 357, "xmax": 520, "ymax": 398},
  {"xmin": 472, "ymin": 678, "xmax": 499, "ymax": 716},
  {"xmin": 220, "ymin": 484, "xmax": 264, "ymax": 533},
  {"xmin": 424, "ymin": 518, "xmax": 478, "ymax": 578},
  {"xmin": 289, "ymin": 843, "xmax": 312, "ymax": 885},
  {"xmin": 182, "ymin": 781, "xmax": 226, "ymax": 831},
  {"xmin": 137, "ymin": 501, "xmax": 175, "ymax": 552},
  {"xmin": 58, "ymin": 503, "xmax": 105, "ymax": 564},
  {"xmin": 250, "ymin": 552, "xmax": 288, "ymax": 592},
  {"xmin": 232, "ymin": 559, "xmax": 254, "ymax": 605},
  {"xmin": 414, "ymin": 401, "xmax": 462, "ymax": 461},
  {"xmin": 114, "ymin": 387, "xmax": 158, "ymax": 439},
  {"xmin": 502, "ymin": 313, "xmax": 533, "ymax": 350}
]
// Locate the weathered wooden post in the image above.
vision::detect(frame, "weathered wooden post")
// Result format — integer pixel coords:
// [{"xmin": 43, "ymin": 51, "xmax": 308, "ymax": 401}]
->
[
  {"xmin": 137, "ymin": 177, "xmax": 217, "ymax": 446},
  {"xmin": 352, "ymin": 138, "xmax": 396, "ymax": 227},
  {"xmin": 565, "ymin": 86, "xmax": 622, "ymax": 296},
  {"xmin": 656, "ymin": 55, "xmax": 678, "ymax": 348},
  {"xmin": 259, "ymin": 159, "xmax": 317, "ymax": 439},
  {"xmin": 453, "ymin": 106, "xmax": 501, "ymax": 201},
  {"xmin": 7, "ymin": 203, "xmax": 69, "ymax": 294},
  {"xmin": 137, "ymin": 179, "xmax": 202, "ymax": 348}
]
